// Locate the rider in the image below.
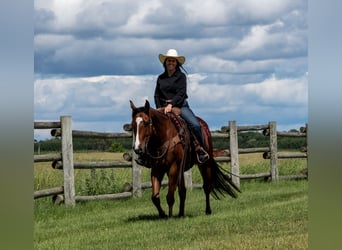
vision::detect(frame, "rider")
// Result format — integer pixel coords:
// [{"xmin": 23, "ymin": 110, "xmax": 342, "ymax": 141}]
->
[{"xmin": 135, "ymin": 49, "xmax": 209, "ymax": 165}]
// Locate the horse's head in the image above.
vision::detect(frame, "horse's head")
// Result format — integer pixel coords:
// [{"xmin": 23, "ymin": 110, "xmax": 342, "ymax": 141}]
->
[{"xmin": 130, "ymin": 100, "xmax": 152, "ymax": 155}]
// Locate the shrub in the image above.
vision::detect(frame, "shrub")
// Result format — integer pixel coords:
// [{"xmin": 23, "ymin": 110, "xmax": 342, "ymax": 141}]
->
[
  {"xmin": 108, "ymin": 142, "xmax": 126, "ymax": 152},
  {"xmin": 80, "ymin": 169, "xmax": 121, "ymax": 195}
]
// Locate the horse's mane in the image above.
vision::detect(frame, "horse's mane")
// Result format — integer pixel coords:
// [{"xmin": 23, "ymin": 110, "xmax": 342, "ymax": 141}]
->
[
  {"xmin": 150, "ymin": 108, "xmax": 169, "ymax": 119},
  {"xmin": 132, "ymin": 105, "xmax": 167, "ymax": 118}
]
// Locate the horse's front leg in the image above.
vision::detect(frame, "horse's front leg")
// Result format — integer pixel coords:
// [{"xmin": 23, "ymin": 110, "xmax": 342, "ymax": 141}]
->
[
  {"xmin": 151, "ymin": 173, "xmax": 167, "ymax": 218},
  {"xmin": 166, "ymin": 163, "xmax": 180, "ymax": 218}
]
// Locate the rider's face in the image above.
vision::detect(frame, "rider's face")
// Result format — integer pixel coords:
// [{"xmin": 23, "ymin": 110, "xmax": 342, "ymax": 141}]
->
[{"xmin": 165, "ymin": 58, "xmax": 177, "ymax": 72}]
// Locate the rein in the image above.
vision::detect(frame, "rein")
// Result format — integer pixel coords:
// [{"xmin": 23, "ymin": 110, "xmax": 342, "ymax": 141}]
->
[
  {"xmin": 146, "ymin": 138, "xmax": 171, "ymax": 160},
  {"xmin": 144, "ymin": 116, "xmax": 179, "ymax": 160}
]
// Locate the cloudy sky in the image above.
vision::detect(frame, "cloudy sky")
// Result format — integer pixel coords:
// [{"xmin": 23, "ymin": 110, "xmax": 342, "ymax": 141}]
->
[{"xmin": 34, "ymin": 0, "xmax": 308, "ymax": 140}]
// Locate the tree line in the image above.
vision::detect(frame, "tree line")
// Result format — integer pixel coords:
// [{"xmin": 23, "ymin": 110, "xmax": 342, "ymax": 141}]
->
[{"xmin": 34, "ymin": 130, "xmax": 306, "ymax": 154}]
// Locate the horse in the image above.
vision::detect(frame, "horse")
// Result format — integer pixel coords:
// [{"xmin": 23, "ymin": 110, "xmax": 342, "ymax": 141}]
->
[{"xmin": 130, "ymin": 100, "xmax": 240, "ymax": 218}]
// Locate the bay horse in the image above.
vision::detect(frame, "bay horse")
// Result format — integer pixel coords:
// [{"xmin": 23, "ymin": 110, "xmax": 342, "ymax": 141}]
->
[{"xmin": 130, "ymin": 100, "xmax": 240, "ymax": 218}]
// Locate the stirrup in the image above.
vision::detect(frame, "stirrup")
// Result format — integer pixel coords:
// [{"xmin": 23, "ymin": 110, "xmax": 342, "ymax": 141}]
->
[{"xmin": 196, "ymin": 148, "xmax": 209, "ymax": 164}]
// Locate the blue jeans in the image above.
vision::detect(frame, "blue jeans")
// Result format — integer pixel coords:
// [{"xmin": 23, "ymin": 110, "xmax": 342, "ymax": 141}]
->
[{"xmin": 180, "ymin": 101, "xmax": 204, "ymax": 146}]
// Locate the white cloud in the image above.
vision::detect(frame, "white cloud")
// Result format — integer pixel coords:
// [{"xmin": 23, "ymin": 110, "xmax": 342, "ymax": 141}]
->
[
  {"xmin": 34, "ymin": 72, "xmax": 307, "ymax": 139},
  {"xmin": 234, "ymin": 0, "xmax": 294, "ymax": 20},
  {"xmin": 34, "ymin": 34, "xmax": 73, "ymax": 49},
  {"xmin": 243, "ymin": 74, "xmax": 308, "ymax": 105},
  {"xmin": 34, "ymin": 0, "xmax": 308, "ymax": 139},
  {"xmin": 34, "ymin": 75, "xmax": 157, "ymax": 120},
  {"xmin": 52, "ymin": 0, "xmax": 84, "ymax": 28},
  {"xmin": 231, "ymin": 19, "xmax": 306, "ymax": 60}
]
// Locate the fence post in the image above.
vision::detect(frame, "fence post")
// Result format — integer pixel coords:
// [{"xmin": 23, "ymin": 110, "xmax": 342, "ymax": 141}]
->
[
  {"xmin": 229, "ymin": 120, "xmax": 240, "ymax": 188},
  {"xmin": 132, "ymin": 134, "xmax": 142, "ymax": 198},
  {"xmin": 269, "ymin": 121, "xmax": 279, "ymax": 181},
  {"xmin": 305, "ymin": 123, "xmax": 308, "ymax": 169},
  {"xmin": 61, "ymin": 116, "xmax": 75, "ymax": 206},
  {"xmin": 184, "ymin": 169, "xmax": 193, "ymax": 190}
]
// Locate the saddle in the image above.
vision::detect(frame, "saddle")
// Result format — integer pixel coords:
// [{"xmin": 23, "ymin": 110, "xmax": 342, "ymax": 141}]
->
[
  {"xmin": 156, "ymin": 107, "xmax": 210, "ymax": 165},
  {"xmin": 157, "ymin": 107, "xmax": 196, "ymax": 150}
]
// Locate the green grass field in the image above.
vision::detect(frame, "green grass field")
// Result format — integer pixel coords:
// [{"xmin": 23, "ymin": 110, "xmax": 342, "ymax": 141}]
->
[{"xmin": 34, "ymin": 152, "xmax": 308, "ymax": 249}]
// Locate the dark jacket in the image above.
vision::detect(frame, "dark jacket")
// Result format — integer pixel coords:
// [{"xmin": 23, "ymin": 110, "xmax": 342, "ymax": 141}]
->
[{"xmin": 154, "ymin": 70, "xmax": 188, "ymax": 108}]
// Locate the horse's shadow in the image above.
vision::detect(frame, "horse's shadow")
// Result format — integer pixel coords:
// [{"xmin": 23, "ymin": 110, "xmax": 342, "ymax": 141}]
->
[{"xmin": 125, "ymin": 213, "xmax": 195, "ymax": 222}]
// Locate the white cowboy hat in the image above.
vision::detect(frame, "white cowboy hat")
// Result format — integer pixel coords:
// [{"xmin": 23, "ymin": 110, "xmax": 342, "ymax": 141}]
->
[{"xmin": 158, "ymin": 49, "xmax": 185, "ymax": 65}]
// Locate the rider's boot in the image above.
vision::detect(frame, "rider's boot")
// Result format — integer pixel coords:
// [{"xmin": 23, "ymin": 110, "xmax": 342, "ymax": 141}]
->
[
  {"xmin": 192, "ymin": 137, "xmax": 209, "ymax": 164},
  {"xmin": 196, "ymin": 146, "xmax": 209, "ymax": 164}
]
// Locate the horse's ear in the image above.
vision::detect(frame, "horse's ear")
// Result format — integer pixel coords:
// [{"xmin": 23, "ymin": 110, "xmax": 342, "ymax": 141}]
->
[
  {"xmin": 144, "ymin": 100, "xmax": 150, "ymax": 113},
  {"xmin": 130, "ymin": 100, "xmax": 136, "ymax": 110}
]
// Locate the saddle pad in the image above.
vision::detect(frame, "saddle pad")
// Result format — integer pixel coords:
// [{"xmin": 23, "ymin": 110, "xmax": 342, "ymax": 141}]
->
[{"xmin": 166, "ymin": 112, "xmax": 189, "ymax": 143}]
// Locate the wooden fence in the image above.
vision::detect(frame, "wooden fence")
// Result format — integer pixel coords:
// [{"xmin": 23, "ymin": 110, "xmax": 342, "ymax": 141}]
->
[
  {"xmin": 34, "ymin": 116, "xmax": 307, "ymax": 206},
  {"xmin": 221, "ymin": 121, "xmax": 307, "ymax": 187}
]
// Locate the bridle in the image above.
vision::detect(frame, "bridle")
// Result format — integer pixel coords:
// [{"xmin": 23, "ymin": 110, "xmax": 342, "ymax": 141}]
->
[{"xmin": 137, "ymin": 115, "xmax": 171, "ymax": 161}]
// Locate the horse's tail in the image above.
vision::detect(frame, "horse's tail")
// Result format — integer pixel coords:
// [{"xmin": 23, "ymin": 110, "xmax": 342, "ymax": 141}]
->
[{"xmin": 210, "ymin": 159, "xmax": 241, "ymax": 199}]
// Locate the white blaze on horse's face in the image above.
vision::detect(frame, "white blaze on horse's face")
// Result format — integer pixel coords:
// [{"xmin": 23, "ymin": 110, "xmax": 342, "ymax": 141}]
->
[{"xmin": 134, "ymin": 117, "xmax": 143, "ymax": 150}]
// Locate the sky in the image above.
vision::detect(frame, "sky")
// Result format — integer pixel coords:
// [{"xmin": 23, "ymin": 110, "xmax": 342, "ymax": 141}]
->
[{"xmin": 34, "ymin": 0, "xmax": 308, "ymax": 140}]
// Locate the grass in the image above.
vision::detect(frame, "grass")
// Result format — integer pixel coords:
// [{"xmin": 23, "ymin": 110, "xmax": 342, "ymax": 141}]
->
[{"xmin": 34, "ymin": 152, "xmax": 308, "ymax": 249}]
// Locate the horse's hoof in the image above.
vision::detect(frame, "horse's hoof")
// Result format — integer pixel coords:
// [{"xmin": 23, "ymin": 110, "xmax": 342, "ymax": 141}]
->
[
  {"xmin": 159, "ymin": 213, "xmax": 168, "ymax": 219},
  {"xmin": 205, "ymin": 210, "xmax": 212, "ymax": 215}
]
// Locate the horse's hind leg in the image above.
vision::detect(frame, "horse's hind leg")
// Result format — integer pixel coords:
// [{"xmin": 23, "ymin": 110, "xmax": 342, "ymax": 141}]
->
[
  {"xmin": 151, "ymin": 175, "xmax": 167, "ymax": 218},
  {"xmin": 199, "ymin": 162, "xmax": 212, "ymax": 215},
  {"xmin": 204, "ymin": 189, "xmax": 212, "ymax": 215},
  {"xmin": 178, "ymin": 174, "xmax": 186, "ymax": 218}
]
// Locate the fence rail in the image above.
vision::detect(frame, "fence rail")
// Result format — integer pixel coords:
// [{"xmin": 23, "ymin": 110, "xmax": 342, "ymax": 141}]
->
[{"xmin": 34, "ymin": 116, "xmax": 307, "ymax": 206}]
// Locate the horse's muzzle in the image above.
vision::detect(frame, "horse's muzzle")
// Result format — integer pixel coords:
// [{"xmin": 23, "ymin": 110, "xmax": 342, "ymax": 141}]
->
[
  {"xmin": 133, "ymin": 145, "xmax": 146, "ymax": 155},
  {"xmin": 133, "ymin": 146, "xmax": 142, "ymax": 155}
]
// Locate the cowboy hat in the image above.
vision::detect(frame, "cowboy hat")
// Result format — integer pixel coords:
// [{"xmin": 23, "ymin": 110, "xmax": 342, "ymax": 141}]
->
[{"xmin": 159, "ymin": 49, "xmax": 185, "ymax": 65}]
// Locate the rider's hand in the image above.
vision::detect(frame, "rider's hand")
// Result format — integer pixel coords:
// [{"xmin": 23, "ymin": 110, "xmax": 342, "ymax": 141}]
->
[{"xmin": 164, "ymin": 103, "xmax": 172, "ymax": 114}]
